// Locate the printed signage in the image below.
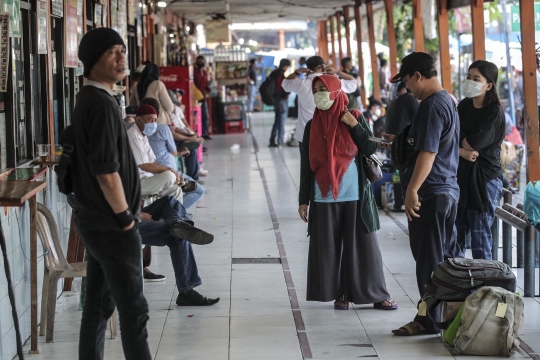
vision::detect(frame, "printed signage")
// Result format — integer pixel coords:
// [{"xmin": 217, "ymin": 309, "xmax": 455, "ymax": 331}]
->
[{"xmin": 510, "ymin": 4, "xmax": 540, "ymax": 32}]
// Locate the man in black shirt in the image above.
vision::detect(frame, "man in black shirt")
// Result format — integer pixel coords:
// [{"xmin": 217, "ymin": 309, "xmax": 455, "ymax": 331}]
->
[
  {"xmin": 73, "ymin": 28, "xmax": 151, "ymax": 360},
  {"xmin": 385, "ymin": 81, "xmax": 418, "ymax": 137}
]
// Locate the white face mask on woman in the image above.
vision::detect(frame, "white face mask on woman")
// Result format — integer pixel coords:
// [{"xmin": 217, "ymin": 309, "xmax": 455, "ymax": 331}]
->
[
  {"xmin": 313, "ymin": 90, "xmax": 341, "ymax": 110},
  {"xmin": 463, "ymin": 79, "xmax": 486, "ymax": 98}
]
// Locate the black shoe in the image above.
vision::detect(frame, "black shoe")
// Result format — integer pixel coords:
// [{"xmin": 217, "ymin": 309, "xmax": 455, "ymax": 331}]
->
[
  {"xmin": 268, "ymin": 143, "xmax": 279, "ymax": 148},
  {"xmin": 181, "ymin": 181, "xmax": 198, "ymax": 193},
  {"xmin": 202, "ymin": 135, "xmax": 213, "ymax": 140},
  {"xmin": 176, "ymin": 289, "xmax": 220, "ymax": 306},
  {"xmin": 170, "ymin": 220, "xmax": 214, "ymax": 245},
  {"xmin": 143, "ymin": 270, "xmax": 166, "ymax": 282},
  {"xmin": 202, "ymin": 147, "xmax": 208, "ymax": 153}
]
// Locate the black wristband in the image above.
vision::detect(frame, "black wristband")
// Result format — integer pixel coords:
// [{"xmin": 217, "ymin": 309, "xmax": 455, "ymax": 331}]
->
[{"xmin": 115, "ymin": 209, "xmax": 134, "ymax": 228}]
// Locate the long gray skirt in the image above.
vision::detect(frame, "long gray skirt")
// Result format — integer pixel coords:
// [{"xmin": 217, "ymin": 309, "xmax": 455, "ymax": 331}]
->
[{"xmin": 306, "ymin": 201, "xmax": 390, "ymax": 304}]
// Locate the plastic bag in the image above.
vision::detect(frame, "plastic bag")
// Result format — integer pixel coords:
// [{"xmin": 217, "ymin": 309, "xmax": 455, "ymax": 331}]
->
[
  {"xmin": 443, "ymin": 303, "xmax": 465, "ymax": 346},
  {"xmin": 523, "ymin": 181, "xmax": 540, "ymax": 230}
]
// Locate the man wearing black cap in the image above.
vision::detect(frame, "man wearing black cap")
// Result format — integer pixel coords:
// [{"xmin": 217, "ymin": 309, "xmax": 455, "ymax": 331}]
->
[
  {"xmin": 382, "ymin": 52, "xmax": 461, "ymax": 336},
  {"xmin": 73, "ymin": 28, "xmax": 151, "ymax": 359}
]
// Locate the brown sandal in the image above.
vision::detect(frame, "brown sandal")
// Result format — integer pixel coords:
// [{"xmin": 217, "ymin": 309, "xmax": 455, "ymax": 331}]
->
[{"xmin": 391, "ymin": 321, "xmax": 431, "ymax": 336}]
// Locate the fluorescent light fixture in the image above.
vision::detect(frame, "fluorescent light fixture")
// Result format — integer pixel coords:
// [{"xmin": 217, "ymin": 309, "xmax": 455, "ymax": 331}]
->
[
  {"xmin": 157, "ymin": 1, "xmax": 166, "ymax": 7},
  {"xmin": 230, "ymin": 21, "xmax": 308, "ymax": 31},
  {"xmin": 169, "ymin": 33, "xmax": 174, "ymax": 38}
]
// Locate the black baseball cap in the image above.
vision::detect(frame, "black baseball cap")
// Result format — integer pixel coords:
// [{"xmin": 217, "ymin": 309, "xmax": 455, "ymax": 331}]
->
[{"xmin": 390, "ymin": 52, "xmax": 435, "ymax": 83}]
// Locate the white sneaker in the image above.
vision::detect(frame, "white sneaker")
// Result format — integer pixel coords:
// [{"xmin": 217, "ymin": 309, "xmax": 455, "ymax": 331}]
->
[{"xmin": 198, "ymin": 169, "xmax": 209, "ymax": 177}]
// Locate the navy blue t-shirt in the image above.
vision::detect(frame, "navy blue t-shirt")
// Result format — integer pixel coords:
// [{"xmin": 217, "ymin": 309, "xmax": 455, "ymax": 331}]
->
[{"xmin": 400, "ymin": 90, "xmax": 460, "ymax": 202}]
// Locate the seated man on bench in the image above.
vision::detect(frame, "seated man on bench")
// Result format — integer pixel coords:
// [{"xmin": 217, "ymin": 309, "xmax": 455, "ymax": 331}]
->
[
  {"xmin": 68, "ymin": 194, "xmax": 220, "ymax": 306},
  {"xmin": 127, "ymin": 104, "xmax": 184, "ymax": 203}
]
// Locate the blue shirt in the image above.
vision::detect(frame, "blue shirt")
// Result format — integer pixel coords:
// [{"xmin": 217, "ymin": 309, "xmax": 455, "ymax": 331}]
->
[
  {"xmin": 147, "ymin": 124, "xmax": 177, "ymax": 171},
  {"xmin": 399, "ymin": 90, "xmax": 460, "ymax": 202},
  {"xmin": 314, "ymin": 160, "xmax": 359, "ymax": 202}
]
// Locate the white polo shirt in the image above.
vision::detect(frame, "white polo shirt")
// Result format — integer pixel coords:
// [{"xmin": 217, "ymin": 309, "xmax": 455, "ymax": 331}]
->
[
  {"xmin": 282, "ymin": 73, "xmax": 358, "ymax": 142},
  {"xmin": 126, "ymin": 124, "xmax": 156, "ymax": 180}
]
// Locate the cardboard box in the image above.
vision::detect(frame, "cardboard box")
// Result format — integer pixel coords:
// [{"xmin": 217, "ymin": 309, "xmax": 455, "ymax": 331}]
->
[{"xmin": 440, "ymin": 301, "xmax": 464, "ymax": 342}]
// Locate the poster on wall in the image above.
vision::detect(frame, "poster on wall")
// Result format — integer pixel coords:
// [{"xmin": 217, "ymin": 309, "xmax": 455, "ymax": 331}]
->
[
  {"xmin": 65, "ymin": 0, "xmax": 78, "ymax": 67},
  {"xmin": 94, "ymin": 3, "xmax": 102, "ymax": 28},
  {"xmin": 110, "ymin": 0, "xmax": 118, "ymax": 31},
  {"xmin": 127, "ymin": 0, "xmax": 135, "ymax": 26},
  {"xmin": 75, "ymin": 0, "xmax": 84, "ymax": 75},
  {"xmin": 0, "ymin": 112, "xmax": 6, "ymax": 170},
  {"xmin": 37, "ymin": 0, "xmax": 47, "ymax": 54},
  {"xmin": 0, "ymin": 14, "xmax": 10, "ymax": 92},
  {"xmin": 51, "ymin": 0, "xmax": 63, "ymax": 17},
  {"xmin": 102, "ymin": 4, "xmax": 108, "ymax": 28},
  {"xmin": 2, "ymin": 0, "xmax": 20, "ymax": 37}
]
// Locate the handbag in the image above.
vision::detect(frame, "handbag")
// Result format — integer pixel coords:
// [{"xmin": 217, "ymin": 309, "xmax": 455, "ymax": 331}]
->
[
  {"xmin": 362, "ymin": 154, "xmax": 383, "ymax": 183},
  {"xmin": 192, "ymin": 84, "xmax": 204, "ymax": 101}
]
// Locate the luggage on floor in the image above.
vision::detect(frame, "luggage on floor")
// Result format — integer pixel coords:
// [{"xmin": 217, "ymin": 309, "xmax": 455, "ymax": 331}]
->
[
  {"xmin": 426, "ymin": 258, "xmax": 516, "ymax": 301},
  {"xmin": 452, "ymin": 286, "xmax": 524, "ymax": 357},
  {"xmin": 423, "ymin": 258, "xmax": 516, "ymax": 329}
]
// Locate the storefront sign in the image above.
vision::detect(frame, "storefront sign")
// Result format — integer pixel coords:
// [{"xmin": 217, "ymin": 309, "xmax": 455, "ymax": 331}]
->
[
  {"xmin": 65, "ymin": 0, "xmax": 78, "ymax": 67},
  {"xmin": 51, "ymin": 0, "xmax": 63, "ymax": 17},
  {"xmin": 2, "ymin": 0, "xmax": 20, "ymax": 37},
  {"xmin": 0, "ymin": 14, "xmax": 9, "ymax": 92},
  {"xmin": 205, "ymin": 19, "xmax": 230, "ymax": 44},
  {"xmin": 454, "ymin": 7, "xmax": 472, "ymax": 34},
  {"xmin": 510, "ymin": 4, "xmax": 540, "ymax": 32},
  {"xmin": 37, "ymin": 0, "xmax": 47, "ymax": 54}
]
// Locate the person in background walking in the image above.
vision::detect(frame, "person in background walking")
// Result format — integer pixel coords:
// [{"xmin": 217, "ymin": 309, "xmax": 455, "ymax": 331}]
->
[
  {"xmin": 341, "ymin": 57, "xmax": 361, "ymax": 110},
  {"xmin": 282, "ymin": 56, "xmax": 357, "ymax": 155},
  {"xmin": 74, "ymin": 27, "xmax": 151, "ymax": 359},
  {"xmin": 194, "ymin": 55, "xmax": 212, "ymax": 140},
  {"xmin": 246, "ymin": 58, "xmax": 258, "ymax": 130},
  {"xmin": 268, "ymin": 58, "xmax": 291, "ymax": 147},
  {"xmin": 456, "ymin": 60, "xmax": 505, "ymax": 260}
]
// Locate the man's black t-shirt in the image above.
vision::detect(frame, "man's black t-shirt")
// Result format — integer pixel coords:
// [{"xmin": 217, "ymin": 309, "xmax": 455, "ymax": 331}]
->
[
  {"xmin": 457, "ymin": 98, "xmax": 505, "ymax": 181},
  {"xmin": 385, "ymin": 93, "xmax": 418, "ymax": 136},
  {"xmin": 72, "ymin": 83, "xmax": 141, "ymax": 232}
]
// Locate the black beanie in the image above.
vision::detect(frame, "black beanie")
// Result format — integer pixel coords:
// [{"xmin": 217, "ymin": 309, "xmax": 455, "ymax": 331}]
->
[{"xmin": 78, "ymin": 28, "xmax": 125, "ymax": 77}]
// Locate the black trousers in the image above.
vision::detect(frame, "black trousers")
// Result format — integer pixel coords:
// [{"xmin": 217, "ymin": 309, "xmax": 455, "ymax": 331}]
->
[
  {"xmin": 78, "ymin": 227, "xmax": 151, "ymax": 360},
  {"xmin": 407, "ymin": 194, "xmax": 461, "ymax": 332}
]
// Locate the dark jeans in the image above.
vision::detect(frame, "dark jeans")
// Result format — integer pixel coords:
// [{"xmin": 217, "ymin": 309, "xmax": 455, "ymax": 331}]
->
[
  {"xmin": 139, "ymin": 197, "xmax": 202, "ymax": 292},
  {"xmin": 78, "ymin": 227, "xmax": 151, "ymax": 360},
  {"xmin": 200, "ymin": 99, "xmax": 209, "ymax": 137},
  {"xmin": 407, "ymin": 194, "xmax": 461, "ymax": 333},
  {"xmin": 270, "ymin": 98, "xmax": 288, "ymax": 145}
]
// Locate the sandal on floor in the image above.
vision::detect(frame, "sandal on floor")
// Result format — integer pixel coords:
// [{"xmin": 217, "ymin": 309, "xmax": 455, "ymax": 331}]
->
[
  {"xmin": 374, "ymin": 299, "xmax": 398, "ymax": 310},
  {"xmin": 334, "ymin": 296, "xmax": 349, "ymax": 310},
  {"xmin": 391, "ymin": 321, "xmax": 431, "ymax": 336}
]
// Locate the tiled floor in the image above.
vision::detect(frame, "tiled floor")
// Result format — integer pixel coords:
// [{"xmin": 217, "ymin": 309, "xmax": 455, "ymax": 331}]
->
[{"xmin": 23, "ymin": 112, "xmax": 540, "ymax": 359}]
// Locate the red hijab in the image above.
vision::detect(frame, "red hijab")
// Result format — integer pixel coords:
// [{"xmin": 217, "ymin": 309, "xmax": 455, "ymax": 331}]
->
[{"xmin": 309, "ymin": 74, "xmax": 360, "ymax": 200}]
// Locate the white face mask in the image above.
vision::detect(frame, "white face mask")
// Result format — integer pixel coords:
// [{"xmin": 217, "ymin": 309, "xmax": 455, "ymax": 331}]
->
[
  {"xmin": 313, "ymin": 90, "xmax": 341, "ymax": 110},
  {"xmin": 374, "ymin": 108, "xmax": 382, "ymax": 117},
  {"xmin": 463, "ymin": 79, "xmax": 486, "ymax": 98}
]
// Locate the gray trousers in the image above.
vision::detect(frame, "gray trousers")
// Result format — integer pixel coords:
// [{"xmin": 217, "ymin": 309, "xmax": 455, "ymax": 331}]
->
[{"xmin": 307, "ymin": 201, "xmax": 390, "ymax": 304}]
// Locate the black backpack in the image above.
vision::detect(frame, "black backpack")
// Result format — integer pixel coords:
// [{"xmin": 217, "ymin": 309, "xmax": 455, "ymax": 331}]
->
[
  {"xmin": 259, "ymin": 74, "xmax": 281, "ymax": 106},
  {"xmin": 423, "ymin": 258, "xmax": 516, "ymax": 329},
  {"xmin": 54, "ymin": 125, "xmax": 76, "ymax": 195}
]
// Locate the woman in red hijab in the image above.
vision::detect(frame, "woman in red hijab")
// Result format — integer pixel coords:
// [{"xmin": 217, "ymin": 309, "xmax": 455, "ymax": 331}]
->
[{"xmin": 298, "ymin": 74, "xmax": 397, "ymax": 310}]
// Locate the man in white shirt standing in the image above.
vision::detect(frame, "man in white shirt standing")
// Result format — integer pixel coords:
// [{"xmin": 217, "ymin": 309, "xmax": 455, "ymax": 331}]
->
[
  {"xmin": 281, "ymin": 56, "xmax": 359, "ymax": 154},
  {"xmin": 127, "ymin": 104, "xmax": 184, "ymax": 202}
]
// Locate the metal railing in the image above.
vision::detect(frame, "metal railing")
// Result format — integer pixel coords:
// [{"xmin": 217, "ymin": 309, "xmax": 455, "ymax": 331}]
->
[{"xmin": 494, "ymin": 189, "xmax": 539, "ymax": 297}]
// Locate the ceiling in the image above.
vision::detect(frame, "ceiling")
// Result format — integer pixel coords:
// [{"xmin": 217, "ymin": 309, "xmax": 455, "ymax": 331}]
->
[{"xmin": 166, "ymin": 0, "xmax": 384, "ymax": 24}]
